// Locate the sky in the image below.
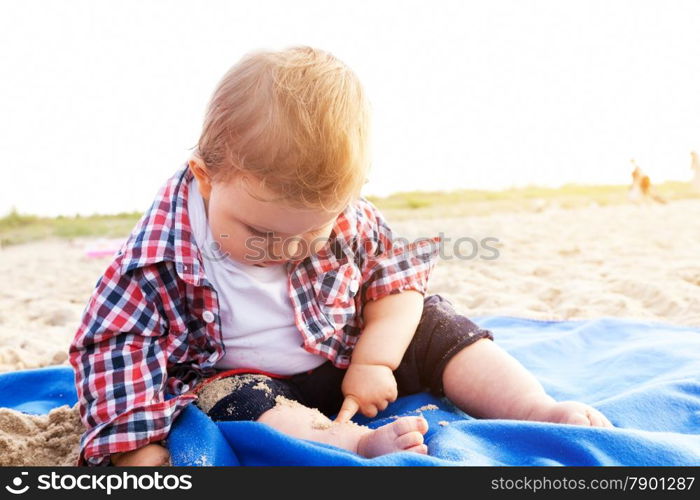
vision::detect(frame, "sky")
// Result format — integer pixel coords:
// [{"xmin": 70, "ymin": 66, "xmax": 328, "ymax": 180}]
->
[{"xmin": 1, "ymin": 0, "xmax": 699, "ymax": 216}]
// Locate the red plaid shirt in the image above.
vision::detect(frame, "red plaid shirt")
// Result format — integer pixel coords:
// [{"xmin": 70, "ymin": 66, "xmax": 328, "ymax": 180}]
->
[{"xmin": 69, "ymin": 163, "xmax": 441, "ymax": 466}]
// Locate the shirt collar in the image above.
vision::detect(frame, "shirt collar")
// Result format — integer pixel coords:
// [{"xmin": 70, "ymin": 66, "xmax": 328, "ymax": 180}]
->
[{"xmin": 119, "ymin": 163, "xmax": 208, "ymax": 286}]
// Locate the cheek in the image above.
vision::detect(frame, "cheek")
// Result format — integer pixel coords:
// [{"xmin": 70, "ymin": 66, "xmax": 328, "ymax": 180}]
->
[{"xmin": 205, "ymin": 211, "xmax": 245, "ymax": 260}]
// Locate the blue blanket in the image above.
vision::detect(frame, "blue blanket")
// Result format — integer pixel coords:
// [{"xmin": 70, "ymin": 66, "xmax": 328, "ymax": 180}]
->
[{"xmin": 1, "ymin": 317, "xmax": 698, "ymax": 466}]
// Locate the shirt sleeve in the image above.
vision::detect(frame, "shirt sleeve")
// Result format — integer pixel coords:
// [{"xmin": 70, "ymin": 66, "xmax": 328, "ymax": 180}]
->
[
  {"xmin": 355, "ymin": 197, "xmax": 442, "ymax": 304},
  {"xmin": 68, "ymin": 260, "xmax": 195, "ymax": 466}
]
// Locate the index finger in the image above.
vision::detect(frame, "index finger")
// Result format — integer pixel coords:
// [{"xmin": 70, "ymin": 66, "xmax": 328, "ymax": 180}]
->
[{"xmin": 334, "ymin": 395, "xmax": 360, "ymax": 423}]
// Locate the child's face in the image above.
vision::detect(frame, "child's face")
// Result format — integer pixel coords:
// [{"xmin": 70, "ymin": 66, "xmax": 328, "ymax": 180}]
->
[{"xmin": 189, "ymin": 159, "xmax": 344, "ymax": 267}]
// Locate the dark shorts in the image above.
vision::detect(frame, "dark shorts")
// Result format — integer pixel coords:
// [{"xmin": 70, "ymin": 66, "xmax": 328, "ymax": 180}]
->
[{"xmin": 194, "ymin": 293, "xmax": 494, "ymax": 421}]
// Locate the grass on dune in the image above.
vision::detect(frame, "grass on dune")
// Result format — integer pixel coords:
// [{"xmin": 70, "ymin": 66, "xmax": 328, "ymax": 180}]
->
[
  {"xmin": 366, "ymin": 181, "xmax": 697, "ymax": 209},
  {"xmin": 366, "ymin": 181, "xmax": 699, "ymax": 219},
  {"xmin": 0, "ymin": 209, "xmax": 142, "ymax": 247},
  {"xmin": 1, "ymin": 182, "xmax": 698, "ymax": 246}
]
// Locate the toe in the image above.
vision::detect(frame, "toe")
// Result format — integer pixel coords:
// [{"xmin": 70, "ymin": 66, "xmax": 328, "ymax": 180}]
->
[
  {"xmin": 589, "ymin": 409, "xmax": 614, "ymax": 428},
  {"xmin": 391, "ymin": 417, "xmax": 414, "ymax": 436},
  {"xmin": 392, "ymin": 416, "xmax": 428, "ymax": 436},
  {"xmin": 405, "ymin": 444, "xmax": 428, "ymax": 454},
  {"xmin": 396, "ymin": 431, "xmax": 424, "ymax": 450},
  {"xmin": 601, "ymin": 414, "xmax": 614, "ymax": 428},
  {"xmin": 414, "ymin": 416, "xmax": 429, "ymax": 434},
  {"xmin": 587, "ymin": 410, "xmax": 603, "ymax": 427},
  {"xmin": 565, "ymin": 411, "xmax": 591, "ymax": 426}
]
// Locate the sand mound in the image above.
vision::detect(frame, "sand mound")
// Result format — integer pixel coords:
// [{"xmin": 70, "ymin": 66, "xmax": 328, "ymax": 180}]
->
[{"xmin": 0, "ymin": 403, "xmax": 82, "ymax": 466}]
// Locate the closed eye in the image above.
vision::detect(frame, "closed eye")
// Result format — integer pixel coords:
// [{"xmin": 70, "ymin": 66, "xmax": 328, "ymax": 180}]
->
[{"xmin": 245, "ymin": 224, "xmax": 271, "ymax": 237}]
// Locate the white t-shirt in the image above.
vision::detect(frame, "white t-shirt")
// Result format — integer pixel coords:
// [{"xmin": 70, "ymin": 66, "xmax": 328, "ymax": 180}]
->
[{"xmin": 187, "ymin": 177, "xmax": 326, "ymax": 375}]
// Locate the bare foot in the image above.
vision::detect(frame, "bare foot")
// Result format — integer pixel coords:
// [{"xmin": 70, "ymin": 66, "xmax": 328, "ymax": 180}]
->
[
  {"xmin": 256, "ymin": 397, "xmax": 430, "ymax": 458},
  {"xmin": 356, "ymin": 416, "xmax": 429, "ymax": 458},
  {"xmin": 527, "ymin": 400, "xmax": 613, "ymax": 428}
]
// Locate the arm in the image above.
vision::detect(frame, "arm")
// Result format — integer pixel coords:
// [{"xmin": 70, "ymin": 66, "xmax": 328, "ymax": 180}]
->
[
  {"xmin": 334, "ymin": 199, "xmax": 442, "ymax": 421},
  {"xmin": 353, "ymin": 196, "xmax": 441, "ymax": 366},
  {"xmin": 351, "ymin": 289, "xmax": 424, "ymax": 370},
  {"xmin": 69, "ymin": 260, "xmax": 192, "ymax": 466},
  {"xmin": 335, "ymin": 290, "xmax": 424, "ymax": 422},
  {"xmin": 334, "ymin": 290, "xmax": 425, "ymax": 422}
]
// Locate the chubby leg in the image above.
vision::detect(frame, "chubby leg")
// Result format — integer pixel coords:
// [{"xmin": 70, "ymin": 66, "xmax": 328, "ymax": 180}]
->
[
  {"xmin": 441, "ymin": 338, "xmax": 612, "ymax": 427},
  {"xmin": 197, "ymin": 374, "xmax": 429, "ymax": 457},
  {"xmin": 257, "ymin": 396, "xmax": 429, "ymax": 457}
]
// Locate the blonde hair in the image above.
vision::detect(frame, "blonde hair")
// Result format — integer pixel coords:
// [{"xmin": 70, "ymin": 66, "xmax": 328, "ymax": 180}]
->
[{"xmin": 192, "ymin": 46, "xmax": 372, "ymax": 211}]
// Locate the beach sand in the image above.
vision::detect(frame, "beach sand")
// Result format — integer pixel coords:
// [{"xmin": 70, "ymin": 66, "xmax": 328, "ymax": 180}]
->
[
  {"xmin": 1, "ymin": 199, "xmax": 699, "ymax": 465},
  {"xmin": 420, "ymin": 199, "xmax": 700, "ymax": 326}
]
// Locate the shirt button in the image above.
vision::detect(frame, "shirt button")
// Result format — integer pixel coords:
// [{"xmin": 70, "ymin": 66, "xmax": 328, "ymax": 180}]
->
[
  {"xmin": 349, "ymin": 279, "xmax": 359, "ymax": 293},
  {"xmin": 202, "ymin": 310, "xmax": 216, "ymax": 323}
]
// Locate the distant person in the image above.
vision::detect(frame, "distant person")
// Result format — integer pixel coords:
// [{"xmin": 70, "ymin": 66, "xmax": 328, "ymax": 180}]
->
[
  {"xmin": 691, "ymin": 151, "xmax": 700, "ymax": 193},
  {"xmin": 628, "ymin": 160, "xmax": 644, "ymax": 202},
  {"xmin": 629, "ymin": 159, "xmax": 666, "ymax": 204}
]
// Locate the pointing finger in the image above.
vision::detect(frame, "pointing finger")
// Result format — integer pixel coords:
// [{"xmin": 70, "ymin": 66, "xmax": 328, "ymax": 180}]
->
[{"xmin": 335, "ymin": 396, "xmax": 360, "ymax": 423}]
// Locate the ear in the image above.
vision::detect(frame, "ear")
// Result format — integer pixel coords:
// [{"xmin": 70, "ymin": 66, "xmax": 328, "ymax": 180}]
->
[{"xmin": 188, "ymin": 157, "xmax": 213, "ymax": 199}]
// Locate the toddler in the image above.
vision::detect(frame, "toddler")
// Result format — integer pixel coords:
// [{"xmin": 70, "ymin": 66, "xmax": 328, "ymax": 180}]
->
[{"xmin": 69, "ymin": 46, "xmax": 611, "ymax": 467}]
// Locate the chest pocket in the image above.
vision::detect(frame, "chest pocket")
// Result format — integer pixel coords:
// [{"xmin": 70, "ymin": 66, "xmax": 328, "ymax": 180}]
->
[{"xmin": 313, "ymin": 261, "xmax": 362, "ymax": 331}]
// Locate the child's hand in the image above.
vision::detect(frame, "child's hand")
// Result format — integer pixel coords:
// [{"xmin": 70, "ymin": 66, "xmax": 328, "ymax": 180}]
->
[
  {"xmin": 335, "ymin": 363, "xmax": 398, "ymax": 423},
  {"xmin": 110, "ymin": 442, "xmax": 171, "ymax": 466}
]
